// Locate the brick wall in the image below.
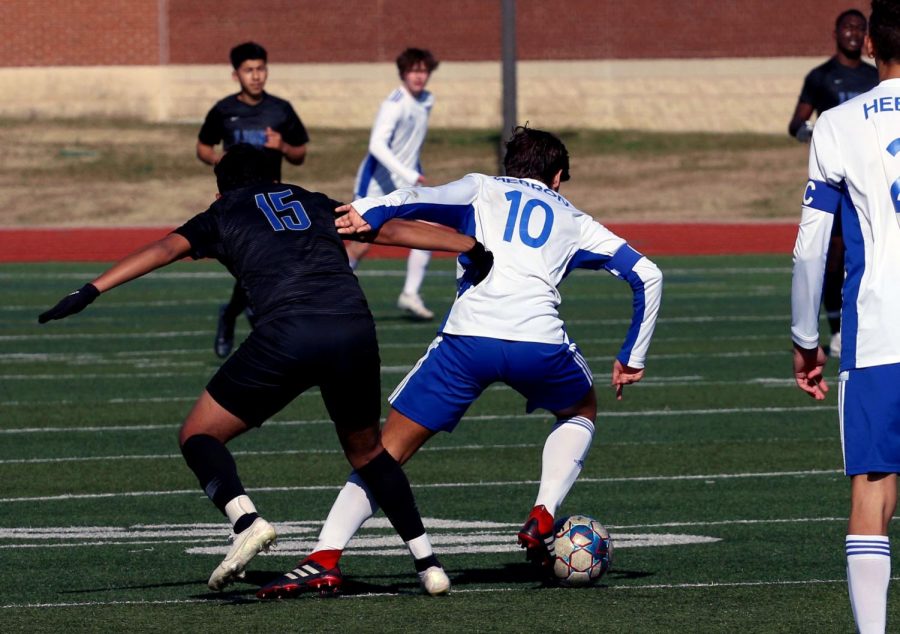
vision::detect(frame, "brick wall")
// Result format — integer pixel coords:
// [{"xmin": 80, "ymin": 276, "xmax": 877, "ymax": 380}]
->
[
  {"xmin": 0, "ymin": 0, "xmax": 869, "ymax": 67},
  {"xmin": 0, "ymin": 0, "xmax": 159, "ymax": 66}
]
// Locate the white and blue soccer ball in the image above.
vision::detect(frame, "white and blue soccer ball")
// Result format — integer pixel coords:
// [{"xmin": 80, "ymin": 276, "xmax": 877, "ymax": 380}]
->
[{"xmin": 551, "ymin": 514, "xmax": 613, "ymax": 587}]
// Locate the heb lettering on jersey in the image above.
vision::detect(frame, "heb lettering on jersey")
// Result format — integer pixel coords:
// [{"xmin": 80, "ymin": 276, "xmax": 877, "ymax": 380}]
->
[
  {"xmin": 863, "ymin": 96, "xmax": 900, "ymax": 119},
  {"xmin": 803, "ymin": 179, "xmax": 841, "ymax": 213},
  {"xmin": 493, "ymin": 176, "xmax": 571, "ymax": 207},
  {"xmin": 233, "ymin": 129, "xmax": 267, "ymax": 147}
]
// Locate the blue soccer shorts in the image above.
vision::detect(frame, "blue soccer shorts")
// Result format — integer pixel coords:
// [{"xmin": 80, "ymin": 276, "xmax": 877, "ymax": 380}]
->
[
  {"xmin": 389, "ymin": 333, "xmax": 594, "ymax": 433},
  {"xmin": 839, "ymin": 362, "xmax": 900, "ymax": 475}
]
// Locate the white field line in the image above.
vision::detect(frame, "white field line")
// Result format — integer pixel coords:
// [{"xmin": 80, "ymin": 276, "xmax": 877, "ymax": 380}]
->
[
  {"xmin": 0, "ymin": 436, "xmax": 835, "ymax": 466},
  {"xmin": 0, "ymin": 314, "xmax": 791, "ymax": 343},
  {"xmin": 0, "ymin": 350, "xmax": 793, "ymax": 380},
  {"xmin": 0, "ymin": 468, "xmax": 841, "ymax": 504},
  {"xmin": 0, "ymin": 377, "xmax": 805, "ymax": 406},
  {"xmin": 0, "ymin": 576, "xmax": 883, "ymax": 610},
  {"xmin": 0, "ymin": 334, "xmax": 783, "ymax": 362},
  {"xmin": 0, "ymin": 265, "xmax": 790, "ymax": 282},
  {"xmin": 0, "ymin": 405, "xmax": 834, "ymax": 435}
]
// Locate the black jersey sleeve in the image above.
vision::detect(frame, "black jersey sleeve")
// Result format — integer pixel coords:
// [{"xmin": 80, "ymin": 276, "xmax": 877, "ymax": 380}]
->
[
  {"xmin": 172, "ymin": 210, "xmax": 222, "ymax": 260},
  {"xmin": 198, "ymin": 105, "xmax": 225, "ymax": 146},
  {"xmin": 278, "ymin": 103, "xmax": 310, "ymax": 147}
]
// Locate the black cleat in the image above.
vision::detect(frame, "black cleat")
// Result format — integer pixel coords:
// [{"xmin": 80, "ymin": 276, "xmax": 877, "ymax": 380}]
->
[
  {"xmin": 215, "ymin": 304, "xmax": 235, "ymax": 359},
  {"xmin": 256, "ymin": 560, "xmax": 343, "ymax": 599}
]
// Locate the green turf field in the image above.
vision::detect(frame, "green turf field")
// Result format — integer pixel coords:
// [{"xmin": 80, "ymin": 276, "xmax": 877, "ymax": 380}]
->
[{"xmin": 0, "ymin": 255, "xmax": 885, "ymax": 632}]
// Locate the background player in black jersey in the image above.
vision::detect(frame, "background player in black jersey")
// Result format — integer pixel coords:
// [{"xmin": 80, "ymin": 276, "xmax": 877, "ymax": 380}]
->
[
  {"xmin": 787, "ymin": 9, "xmax": 879, "ymax": 359},
  {"xmin": 197, "ymin": 42, "xmax": 311, "ymax": 360},
  {"xmin": 38, "ymin": 144, "xmax": 492, "ymax": 597}
]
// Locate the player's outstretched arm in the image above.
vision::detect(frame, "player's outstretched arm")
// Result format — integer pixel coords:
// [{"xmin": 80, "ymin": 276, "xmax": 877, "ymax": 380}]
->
[
  {"xmin": 792, "ymin": 343, "xmax": 829, "ymax": 400},
  {"xmin": 38, "ymin": 233, "xmax": 192, "ymax": 324}
]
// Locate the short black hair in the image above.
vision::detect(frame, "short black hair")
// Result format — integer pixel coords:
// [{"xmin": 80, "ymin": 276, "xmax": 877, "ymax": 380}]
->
[
  {"xmin": 870, "ymin": 0, "xmax": 900, "ymax": 62},
  {"xmin": 396, "ymin": 48, "xmax": 439, "ymax": 76},
  {"xmin": 230, "ymin": 42, "xmax": 267, "ymax": 69},
  {"xmin": 836, "ymin": 8, "xmax": 867, "ymax": 29},
  {"xmin": 214, "ymin": 144, "xmax": 270, "ymax": 193},
  {"xmin": 503, "ymin": 126, "xmax": 570, "ymax": 186}
]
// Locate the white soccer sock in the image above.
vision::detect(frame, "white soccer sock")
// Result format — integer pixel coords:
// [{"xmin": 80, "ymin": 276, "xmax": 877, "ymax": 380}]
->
[
  {"xmin": 313, "ymin": 471, "xmax": 378, "ymax": 552},
  {"xmin": 533, "ymin": 416, "xmax": 595, "ymax": 516},
  {"xmin": 402, "ymin": 249, "xmax": 431, "ymax": 296},
  {"xmin": 223, "ymin": 494, "xmax": 257, "ymax": 525},
  {"xmin": 406, "ymin": 533, "xmax": 435, "ymax": 560},
  {"xmin": 846, "ymin": 534, "xmax": 891, "ymax": 634}
]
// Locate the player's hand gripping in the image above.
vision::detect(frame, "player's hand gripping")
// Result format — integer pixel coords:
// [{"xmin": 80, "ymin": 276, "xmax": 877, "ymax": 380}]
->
[
  {"xmin": 459, "ymin": 241, "xmax": 493, "ymax": 287},
  {"xmin": 334, "ymin": 204, "xmax": 372, "ymax": 235},
  {"xmin": 38, "ymin": 283, "xmax": 100, "ymax": 323},
  {"xmin": 611, "ymin": 359, "xmax": 644, "ymax": 401},
  {"xmin": 792, "ymin": 343, "xmax": 829, "ymax": 400}
]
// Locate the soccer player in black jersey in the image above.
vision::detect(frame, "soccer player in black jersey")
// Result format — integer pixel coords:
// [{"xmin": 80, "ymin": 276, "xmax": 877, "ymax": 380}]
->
[
  {"xmin": 788, "ymin": 9, "xmax": 879, "ymax": 359},
  {"xmin": 38, "ymin": 144, "xmax": 492, "ymax": 597},
  {"xmin": 197, "ymin": 41, "xmax": 311, "ymax": 360}
]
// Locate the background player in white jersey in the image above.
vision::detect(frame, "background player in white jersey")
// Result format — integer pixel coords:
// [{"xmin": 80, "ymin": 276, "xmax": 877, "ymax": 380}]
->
[
  {"xmin": 260, "ymin": 127, "xmax": 663, "ymax": 596},
  {"xmin": 346, "ymin": 48, "xmax": 439, "ymax": 320},
  {"xmin": 791, "ymin": 2, "xmax": 900, "ymax": 631}
]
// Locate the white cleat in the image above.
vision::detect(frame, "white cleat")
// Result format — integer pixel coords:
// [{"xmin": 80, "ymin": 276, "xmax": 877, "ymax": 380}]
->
[
  {"xmin": 207, "ymin": 517, "xmax": 276, "ymax": 591},
  {"xmin": 418, "ymin": 565, "xmax": 451, "ymax": 596},
  {"xmin": 397, "ymin": 293, "xmax": 434, "ymax": 320}
]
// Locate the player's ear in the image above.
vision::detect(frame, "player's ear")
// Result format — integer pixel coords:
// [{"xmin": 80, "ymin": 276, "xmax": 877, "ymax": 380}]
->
[
  {"xmin": 865, "ymin": 34, "xmax": 876, "ymax": 59},
  {"xmin": 551, "ymin": 170, "xmax": 563, "ymax": 192}
]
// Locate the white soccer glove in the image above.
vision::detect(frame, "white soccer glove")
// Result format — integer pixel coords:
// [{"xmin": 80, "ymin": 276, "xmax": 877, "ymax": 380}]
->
[{"xmin": 795, "ymin": 120, "xmax": 813, "ymax": 143}]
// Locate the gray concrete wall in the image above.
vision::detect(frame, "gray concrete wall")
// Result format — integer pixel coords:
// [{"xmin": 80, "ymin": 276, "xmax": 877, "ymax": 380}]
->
[{"xmin": 2, "ymin": 58, "xmax": 823, "ymax": 133}]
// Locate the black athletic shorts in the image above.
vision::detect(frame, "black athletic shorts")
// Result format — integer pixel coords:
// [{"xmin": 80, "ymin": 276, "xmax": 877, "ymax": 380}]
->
[{"xmin": 207, "ymin": 313, "xmax": 381, "ymax": 429}]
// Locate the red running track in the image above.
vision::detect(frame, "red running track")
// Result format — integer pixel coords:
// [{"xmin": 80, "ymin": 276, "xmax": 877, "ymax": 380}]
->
[{"xmin": 0, "ymin": 224, "xmax": 799, "ymax": 262}]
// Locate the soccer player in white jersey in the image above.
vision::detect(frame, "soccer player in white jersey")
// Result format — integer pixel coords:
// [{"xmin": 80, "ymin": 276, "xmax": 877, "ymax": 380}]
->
[
  {"xmin": 791, "ymin": 2, "xmax": 900, "ymax": 631},
  {"xmin": 346, "ymin": 48, "xmax": 439, "ymax": 320},
  {"xmin": 260, "ymin": 127, "xmax": 663, "ymax": 597}
]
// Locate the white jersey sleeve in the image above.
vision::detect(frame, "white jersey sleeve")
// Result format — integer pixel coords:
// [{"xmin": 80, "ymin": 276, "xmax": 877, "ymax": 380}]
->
[
  {"xmin": 791, "ymin": 115, "xmax": 840, "ymax": 349},
  {"xmin": 353, "ymin": 174, "xmax": 480, "ymax": 233},
  {"xmin": 570, "ymin": 216, "xmax": 663, "ymax": 368},
  {"xmin": 367, "ymin": 98, "xmax": 421, "ymax": 186}
]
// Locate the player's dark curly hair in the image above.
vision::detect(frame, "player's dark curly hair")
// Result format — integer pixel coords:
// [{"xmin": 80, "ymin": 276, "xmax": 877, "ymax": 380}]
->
[
  {"xmin": 214, "ymin": 144, "xmax": 270, "ymax": 193},
  {"xmin": 230, "ymin": 42, "xmax": 267, "ymax": 69},
  {"xmin": 836, "ymin": 8, "xmax": 866, "ymax": 29},
  {"xmin": 870, "ymin": 0, "xmax": 900, "ymax": 62},
  {"xmin": 396, "ymin": 48, "xmax": 439, "ymax": 76},
  {"xmin": 503, "ymin": 126, "xmax": 570, "ymax": 187}
]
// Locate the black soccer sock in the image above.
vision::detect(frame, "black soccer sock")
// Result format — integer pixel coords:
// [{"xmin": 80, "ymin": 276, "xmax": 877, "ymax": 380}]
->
[
  {"xmin": 233, "ymin": 512, "xmax": 259, "ymax": 534},
  {"xmin": 414, "ymin": 554, "xmax": 441, "ymax": 573},
  {"xmin": 823, "ymin": 268, "xmax": 843, "ymax": 334},
  {"xmin": 355, "ymin": 449, "xmax": 425, "ymax": 542},
  {"xmin": 180, "ymin": 434, "xmax": 246, "ymax": 515}
]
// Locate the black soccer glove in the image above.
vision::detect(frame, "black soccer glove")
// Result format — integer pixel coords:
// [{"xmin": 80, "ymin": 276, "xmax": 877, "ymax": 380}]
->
[
  {"xmin": 459, "ymin": 241, "xmax": 493, "ymax": 288},
  {"xmin": 38, "ymin": 283, "xmax": 100, "ymax": 323}
]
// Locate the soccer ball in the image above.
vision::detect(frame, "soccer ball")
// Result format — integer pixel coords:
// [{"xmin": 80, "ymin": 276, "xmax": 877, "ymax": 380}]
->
[{"xmin": 551, "ymin": 514, "xmax": 613, "ymax": 587}]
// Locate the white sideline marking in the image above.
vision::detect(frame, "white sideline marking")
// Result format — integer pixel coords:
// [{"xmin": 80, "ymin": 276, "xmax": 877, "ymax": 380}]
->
[
  {"xmin": 0, "ymin": 577, "xmax": 882, "ymax": 610},
  {"xmin": 0, "ymin": 436, "xmax": 836, "ymax": 466},
  {"xmin": 0, "ymin": 405, "xmax": 834, "ymax": 435},
  {"xmin": 0, "ymin": 469, "xmax": 842, "ymax": 504}
]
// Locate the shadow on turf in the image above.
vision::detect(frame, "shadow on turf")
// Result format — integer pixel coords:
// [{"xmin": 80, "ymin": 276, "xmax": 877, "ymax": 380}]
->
[{"xmin": 59, "ymin": 565, "xmax": 655, "ymax": 602}]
